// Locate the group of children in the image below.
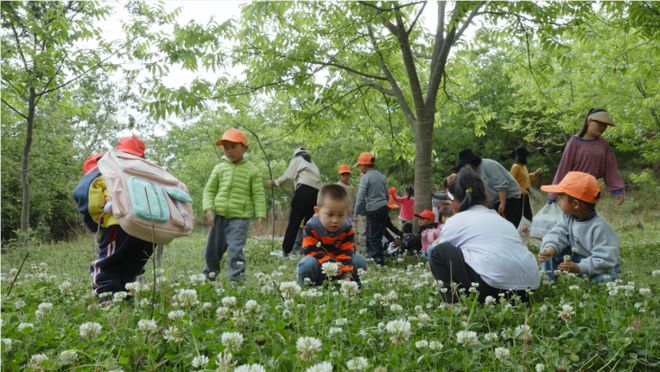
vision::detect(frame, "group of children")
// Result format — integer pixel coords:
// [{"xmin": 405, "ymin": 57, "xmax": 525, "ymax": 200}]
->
[{"xmin": 80, "ymin": 120, "xmax": 622, "ymax": 301}]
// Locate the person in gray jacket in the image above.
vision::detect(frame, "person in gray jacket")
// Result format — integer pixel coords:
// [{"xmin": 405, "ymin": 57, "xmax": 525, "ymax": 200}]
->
[
  {"xmin": 537, "ymin": 171, "xmax": 620, "ymax": 282},
  {"xmin": 455, "ymin": 149, "xmax": 522, "ymax": 226}
]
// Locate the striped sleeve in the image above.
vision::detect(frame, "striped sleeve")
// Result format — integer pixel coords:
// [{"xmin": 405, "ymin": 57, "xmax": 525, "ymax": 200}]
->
[
  {"xmin": 334, "ymin": 228, "xmax": 355, "ymax": 272},
  {"xmin": 302, "ymin": 225, "xmax": 331, "ymax": 264}
]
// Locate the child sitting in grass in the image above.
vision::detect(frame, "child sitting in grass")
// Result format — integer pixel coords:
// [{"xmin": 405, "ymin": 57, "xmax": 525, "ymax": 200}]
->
[
  {"xmin": 297, "ymin": 184, "xmax": 368, "ymax": 285},
  {"xmin": 421, "ymin": 205, "xmax": 454, "ymax": 259},
  {"xmin": 537, "ymin": 171, "xmax": 620, "ymax": 282}
]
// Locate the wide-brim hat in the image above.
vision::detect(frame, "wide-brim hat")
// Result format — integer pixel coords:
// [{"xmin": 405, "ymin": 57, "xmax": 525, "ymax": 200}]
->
[{"xmin": 589, "ymin": 111, "xmax": 615, "ymax": 126}]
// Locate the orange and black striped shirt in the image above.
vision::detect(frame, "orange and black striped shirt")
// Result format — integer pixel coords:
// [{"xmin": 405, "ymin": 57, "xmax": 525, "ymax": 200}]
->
[{"xmin": 302, "ymin": 215, "xmax": 355, "ymax": 272}]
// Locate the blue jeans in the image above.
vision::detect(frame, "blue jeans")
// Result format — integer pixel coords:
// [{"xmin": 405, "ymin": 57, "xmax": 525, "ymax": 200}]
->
[
  {"xmin": 204, "ymin": 216, "xmax": 249, "ymax": 281},
  {"xmin": 296, "ymin": 254, "xmax": 367, "ymax": 285},
  {"xmin": 541, "ymin": 247, "xmax": 620, "ymax": 283},
  {"xmin": 366, "ymin": 206, "xmax": 389, "ymax": 265}
]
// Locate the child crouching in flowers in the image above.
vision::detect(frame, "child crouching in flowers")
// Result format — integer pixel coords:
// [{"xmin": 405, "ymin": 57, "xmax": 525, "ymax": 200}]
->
[
  {"xmin": 537, "ymin": 171, "xmax": 620, "ymax": 282},
  {"xmin": 297, "ymin": 184, "xmax": 367, "ymax": 285}
]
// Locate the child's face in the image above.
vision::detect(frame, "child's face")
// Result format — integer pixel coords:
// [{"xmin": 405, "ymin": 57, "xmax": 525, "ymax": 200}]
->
[
  {"xmin": 558, "ymin": 193, "xmax": 581, "ymax": 215},
  {"xmin": 222, "ymin": 141, "xmax": 246, "ymax": 163},
  {"xmin": 316, "ymin": 197, "xmax": 348, "ymax": 233},
  {"xmin": 339, "ymin": 173, "xmax": 351, "ymax": 185},
  {"xmin": 358, "ymin": 164, "xmax": 369, "ymax": 174},
  {"xmin": 586, "ymin": 118, "xmax": 609, "ymax": 138},
  {"xmin": 419, "ymin": 217, "xmax": 433, "ymax": 227}
]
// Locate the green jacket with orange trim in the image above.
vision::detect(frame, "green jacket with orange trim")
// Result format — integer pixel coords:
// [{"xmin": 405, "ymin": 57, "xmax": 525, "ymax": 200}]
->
[
  {"xmin": 203, "ymin": 156, "xmax": 267, "ymax": 219},
  {"xmin": 302, "ymin": 215, "xmax": 354, "ymax": 272}
]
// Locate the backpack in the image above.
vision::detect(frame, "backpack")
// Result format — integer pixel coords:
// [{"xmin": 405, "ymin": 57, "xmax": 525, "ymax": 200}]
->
[{"xmin": 96, "ymin": 150, "xmax": 194, "ymax": 244}]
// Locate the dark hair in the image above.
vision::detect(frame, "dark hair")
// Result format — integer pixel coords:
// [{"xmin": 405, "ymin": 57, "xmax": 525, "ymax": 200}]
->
[
  {"xmin": 296, "ymin": 148, "xmax": 312, "ymax": 163},
  {"xmin": 566, "ymin": 194, "xmax": 599, "ymax": 212},
  {"xmin": 578, "ymin": 108, "xmax": 608, "ymax": 138},
  {"xmin": 514, "ymin": 145, "xmax": 530, "ymax": 165},
  {"xmin": 447, "ymin": 168, "xmax": 488, "ymax": 212},
  {"xmin": 439, "ymin": 205, "xmax": 454, "ymax": 220},
  {"xmin": 402, "ymin": 222, "xmax": 413, "ymax": 234},
  {"xmin": 317, "ymin": 184, "xmax": 347, "ymax": 206},
  {"xmin": 405, "ymin": 186, "xmax": 414, "ymax": 199}
]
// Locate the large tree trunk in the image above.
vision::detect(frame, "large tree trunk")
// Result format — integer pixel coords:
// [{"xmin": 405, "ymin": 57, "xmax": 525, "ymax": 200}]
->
[
  {"xmin": 412, "ymin": 113, "xmax": 435, "ymax": 232},
  {"xmin": 20, "ymin": 88, "xmax": 36, "ymax": 241}
]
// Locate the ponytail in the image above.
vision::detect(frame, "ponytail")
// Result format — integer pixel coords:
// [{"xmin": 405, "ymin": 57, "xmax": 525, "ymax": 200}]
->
[
  {"xmin": 406, "ymin": 186, "xmax": 414, "ymax": 199},
  {"xmin": 447, "ymin": 168, "xmax": 488, "ymax": 212},
  {"xmin": 578, "ymin": 108, "xmax": 607, "ymax": 137}
]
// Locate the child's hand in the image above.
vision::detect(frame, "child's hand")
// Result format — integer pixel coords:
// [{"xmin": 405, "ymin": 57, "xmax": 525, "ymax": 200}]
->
[
  {"xmin": 534, "ymin": 168, "xmax": 543, "ymax": 175},
  {"xmin": 255, "ymin": 218, "xmax": 264, "ymax": 235},
  {"xmin": 558, "ymin": 261, "xmax": 580, "ymax": 273},
  {"xmin": 537, "ymin": 246, "xmax": 556, "ymax": 262},
  {"xmin": 340, "ymin": 271, "xmax": 352, "ymax": 281},
  {"xmin": 614, "ymin": 194, "xmax": 624, "ymax": 206},
  {"xmin": 206, "ymin": 210, "xmax": 214, "ymax": 224},
  {"xmin": 497, "ymin": 202, "xmax": 506, "ymax": 216}
]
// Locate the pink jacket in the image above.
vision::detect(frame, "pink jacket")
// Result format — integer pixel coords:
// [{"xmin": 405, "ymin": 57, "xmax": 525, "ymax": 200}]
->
[
  {"xmin": 421, "ymin": 224, "xmax": 442, "ymax": 254},
  {"xmin": 392, "ymin": 196, "xmax": 415, "ymax": 221}
]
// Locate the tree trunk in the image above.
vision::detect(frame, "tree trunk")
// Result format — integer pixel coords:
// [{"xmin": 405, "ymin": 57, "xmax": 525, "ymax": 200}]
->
[
  {"xmin": 412, "ymin": 113, "xmax": 435, "ymax": 232},
  {"xmin": 19, "ymin": 88, "xmax": 36, "ymax": 241}
]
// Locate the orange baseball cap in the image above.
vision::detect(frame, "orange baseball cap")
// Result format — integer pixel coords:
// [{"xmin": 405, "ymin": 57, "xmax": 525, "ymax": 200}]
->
[
  {"xmin": 116, "ymin": 136, "xmax": 145, "ymax": 157},
  {"xmin": 215, "ymin": 128, "xmax": 248, "ymax": 146},
  {"xmin": 355, "ymin": 151, "xmax": 375, "ymax": 166},
  {"xmin": 415, "ymin": 209, "xmax": 435, "ymax": 221},
  {"xmin": 338, "ymin": 164, "xmax": 352, "ymax": 175},
  {"xmin": 541, "ymin": 171, "xmax": 601, "ymax": 204}
]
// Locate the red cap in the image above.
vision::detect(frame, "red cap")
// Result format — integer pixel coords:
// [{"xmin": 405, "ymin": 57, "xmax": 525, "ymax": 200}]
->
[
  {"xmin": 541, "ymin": 171, "xmax": 601, "ymax": 204},
  {"xmin": 338, "ymin": 164, "xmax": 352, "ymax": 175},
  {"xmin": 354, "ymin": 151, "xmax": 375, "ymax": 166},
  {"xmin": 116, "ymin": 136, "xmax": 145, "ymax": 157},
  {"xmin": 415, "ymin": 209, "xmax": 435, "ymax": 221},
  {"xmin": 216, "ymin": 128, "xmax": 248, "ymax": 147},
  {"xmin": 82, "ymin": 151, "xmax": 107, "ymax": 175}
]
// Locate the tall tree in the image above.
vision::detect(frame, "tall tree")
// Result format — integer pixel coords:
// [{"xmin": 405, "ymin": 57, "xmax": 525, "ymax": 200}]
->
[{"xmin": 1, "ymin": 1, "xmax": 115, "ymax": 239}]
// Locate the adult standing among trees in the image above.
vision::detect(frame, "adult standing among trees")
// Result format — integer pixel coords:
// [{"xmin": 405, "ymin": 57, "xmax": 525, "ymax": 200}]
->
[
  {"xmin": 454, "ymin": 149, "xmax": 523, "ymax": 227},
  {"xmin": 510, "ymin": 145, "xmax": 543, "ymax": 222},
  {"xmin": 548, "ymin": 109, "xmax": 624, "ymax": 205},
  {"xmin": 269, "ymin": 147, "xmax": 322, "ymax": 258}
]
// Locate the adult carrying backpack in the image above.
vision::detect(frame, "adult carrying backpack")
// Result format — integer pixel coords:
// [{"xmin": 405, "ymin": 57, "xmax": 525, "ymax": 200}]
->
[{"xmin": 96, "ymin": 150, "xmax": 193, "ymax": 244}]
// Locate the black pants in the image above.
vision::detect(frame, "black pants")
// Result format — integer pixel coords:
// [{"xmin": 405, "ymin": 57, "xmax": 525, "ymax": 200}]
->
[
  {"xmin": 429, "ymin": 242, "xmax": 528, "ymax": 303},
  {"xmin": 521, "ymin": 193, "xmax": 533, "ymax": 221},
  {"xmin": 91, "ymin": 225, "xmax": 154, "ymax": 295},
  {"xmin": 494, "ymin": 196, "xmax": 523, "ymax": 227},
  {"xmin": 382, "ymin": 215, "xmax": 403, "ymax": 243},
  {"xmin": 366, "ymin": 206, "xmax": 389, "ymax": 265},
  {"xmin": 282, "ymin": 184, "xmax": 318, "ymax": 255}
]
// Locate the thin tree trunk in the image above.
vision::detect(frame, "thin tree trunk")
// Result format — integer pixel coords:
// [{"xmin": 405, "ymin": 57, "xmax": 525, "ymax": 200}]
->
[
  {"xmin": 20, "ymin": 88, "xmax": 36, "ymax": 241},
  {"xmin": 412, "ymin": 113, "xmax": 434, "ymax": 232}
]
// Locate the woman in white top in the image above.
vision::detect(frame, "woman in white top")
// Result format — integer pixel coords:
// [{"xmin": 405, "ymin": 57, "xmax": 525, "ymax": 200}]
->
[
  {"xmin": 269, "ymin": 147, "xmax": 322, "ymax": 257},
  {"xmin": 428, "ymin": 168, "xmax": 539, "ymax": 303}
]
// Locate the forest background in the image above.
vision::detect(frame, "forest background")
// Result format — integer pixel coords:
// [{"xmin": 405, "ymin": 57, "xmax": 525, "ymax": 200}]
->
[{"xmin": 2, "ymin": 1, "xmax": 658, "ymax": 243}]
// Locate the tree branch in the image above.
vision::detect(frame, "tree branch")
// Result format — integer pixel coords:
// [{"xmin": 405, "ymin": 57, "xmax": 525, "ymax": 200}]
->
[
  {"xmin": 359, "ymin": 76, "xmax": 395, "ymax": 96},
  {"xmin": 359, "ymin": 1, "xmax": 426, "ymax": 12},
  {"xmin": 429, "ymin": 1, "xmax": 447, "ymax": 87},
  {"xmin": 10, "ymin": 23, "xmax": 30, "ymax": 71},
  {"xmin": 393, "ymin": 11, "xmax": 424, "ymax": 116},
  {"xmin": 1, "ymin": 98, "xmax": 28, "ymax": 120},
  {"xmin": 407, "ymin": 1, "xmax": 427, "ymax": 36}
]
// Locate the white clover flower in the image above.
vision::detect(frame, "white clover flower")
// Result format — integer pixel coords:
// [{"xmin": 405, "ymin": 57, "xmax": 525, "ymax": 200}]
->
[
  {"xmin": 415, "ymin": 340, "xmax": 429, "ymax": 349},
  {"xmin": 18, "ymin": 322, "xmax": 34, "ymax": 331},
  {"xmin": 456, "ymin": 330, "xmax": 478, "ymax": 347},
  {"xmin": 125, "ymin": 281, "xmax": 144, "ymax": 293},
  {"xmin": 202, "ymin": 302, "xmax": 213, "ymax": 311},
  {"xmin": 59, "ymin": 349, "xmax": 78, "ymax": 364},
  {"xmin": 222, "ymin": 296, "xmax": 237, "ymax": 308},
  {"xmin": 494, "ymin": 347, "xmax": 510, "ymax": 360},
  {"xmin": 385, "ymin": 319, "xmax": 412, "ymax": 344},
  {"xmin": 558, "ymin": 304, "xmax": 575, "ymax": 320},
  {"xmin": 113, "ymin": 291, "xmax": 128, "ymax": 303},
  {"xmin": 174, "ymin": 289, "xmax": 199, "ymax": 308},
  {"xmin": 14, "ymin": 299, "xmax": 27, "ymax": 309},
  {"xmin": 216, "ymin": 306, "xmax": 231, "ymax": 320},
  {"xmin": 569, "ymin": 285, "xmax": 580, "ymax": 291},
  {"xmin": 1, "ymin": 338, "xmax": 12, "ymax": 353},
  {"xmin": 639, "ymin": 288, "xmax": 651, "ymax": 296},
  {"xmin": 244, "ymin": 300, "xmax": 259, "ymax": 314},
  {"xmin": 339, "ymin": 280, "xmax": 359, "ymax": 298},
  {"xmin": 280, "ymin": 281, "xmax": 301, "ymax": 299},
  {"xmin": 8, "ymin": 268, "xmax": 19, "ymax": 277},
  {"xmin": 535, "ymin": 363, "xmax": 545, "ymax": 372},
  {"xmin": 306, "ymin": 361, "xmax": 333, "ymax": 372},
  {"xmin": 215, "ymin": 351, "xmax": 234, "ymax": 371},
  {"xmin": 79, "ymin": 322, "xmax": 102, "ymax": 339},
  {"xmin": 484, "ymin": 332, "xmax": 499, "ymax": 342},
  {"xmin": 59, "ymin": 280, "xmax": 73, "ymax": 295},
  {"xmin": 514, "ymin": 324, "xmax": 532, "ymax": 341},
  {"xmin": 428, "ymin": 341, "xmax": 443, "ymax": 351},
  {"xmin": 189, "ymin": 273, "xmax": 206, "ymax": 286},
  {"xmin": 539, "ymin": 304, "xmax": 548, "ymax": 313},
  {"xmin": 164, "ymin": 326, "xmax": 182, "ymax": 343},
  {"xmin": 334, "ymin": 318, "xmax": 348, "ymax": 326},
  {"xmin": 234, "ymin": 364, "xmax": 266, "ymax": 372},
  {"xmin": 321, "ymin": 262, "xmax": 341, "ymax": 277},
  {"xmin": 137, "ymin": 319, "xmax": 158, "ymax": 334},
  {"xmin": 417, "ymin": 312, "xmax": 431, "ymax": 324},
  {"xmin": 301, "ymin": 288, "xmax": 323, "ymax": 298},
  {"xmin": 138, "ymin": 298, "xmax": 149, "ymax": 308},
  {"xmin": 28, "ymin": 353, "xmax": 49, "ymax": 369},
  {"xmin": 191, "ymin": 354, "xmax": 209, "ymax": 369},
  {"xmin": 346, "ymin": 356, "xmax": 369, "ymax": 371},
  {"xmin": 563, "ymin": 255, "xmax": 571, "ymax": 262},
  {"xmin": 651, "ymin": 270, "xmax": 660, "ymax": 277},
  {"xmin": 221, "ymin": 332, "xmax": 244, "ymax": 353},
  {"xmin": 389, "ymin": 304, "xmax": 403, "ymax": 313},
  {"xmin": 168, "ymin": 310, "xmax": 185, "ymax": 320},
  {"xmin": 328, "ymin": 327, "xmax": 343, "ymax": 336},
  {"xmin": 484, "ymin": 295, "xmax": 496, "ymax": 305},
  {"xmin": 296, "ymin": 336, "xmax": 322, "ymax": 361}
]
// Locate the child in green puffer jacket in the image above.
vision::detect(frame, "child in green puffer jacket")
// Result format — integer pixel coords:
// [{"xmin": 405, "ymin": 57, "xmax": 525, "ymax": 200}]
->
[{"xmin": 202, "ymin": 128, "xmax": 266, "ymax": 282}]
